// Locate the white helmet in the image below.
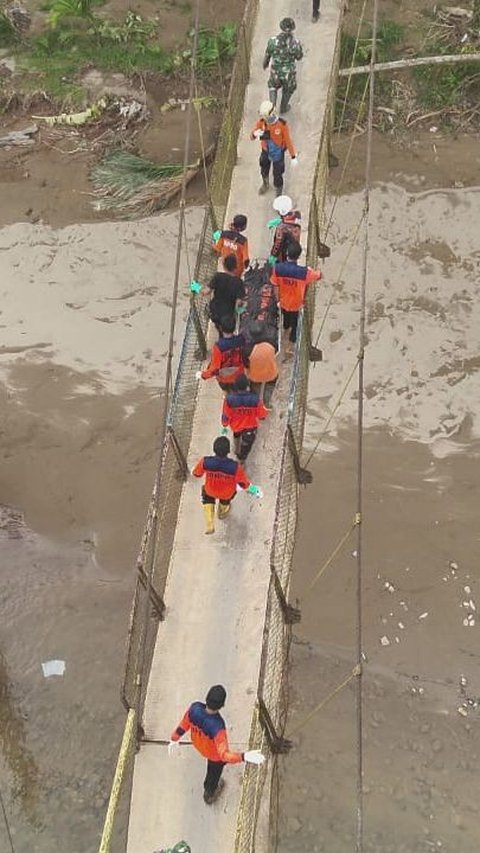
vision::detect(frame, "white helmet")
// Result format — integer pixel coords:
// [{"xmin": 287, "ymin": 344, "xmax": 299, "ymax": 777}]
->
[
  {"xmin": 273, "ymin": 195, "xmax": 293, "ymax": 217},
  {"xmin": 259, "ymin": 100, "xmax": 274, "ymax": 118}
]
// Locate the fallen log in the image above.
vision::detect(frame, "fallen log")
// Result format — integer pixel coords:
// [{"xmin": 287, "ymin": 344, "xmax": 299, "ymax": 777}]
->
[
  {"xmin": 339, "ymin": 51, "xmax": 480, "ymax": 77},
  {"xmin": 0, "ymin": 124, "xmax": 38, "ymax": 147}
]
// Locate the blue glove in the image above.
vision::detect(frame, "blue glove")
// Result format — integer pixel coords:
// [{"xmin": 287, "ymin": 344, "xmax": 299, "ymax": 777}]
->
[
  {"xmin": 267, "ymin": 217, "xmax": 281, "ymax": 230},
  {"xmin": 236, "ymin": 304, "xmax": 246, "ymax": 315},
  {"xmin": 212, "ymin": 230, "xmax": 221, "ymax": 242},
  {"xmin": 221, "ymin": 426, "xmax": 229, "ymax": 435},
  {"xmin": 190, "ymin": 280, "xmax": 202, "ymax": 294},
  {"xmin": 247, "ymin": 484, "xmax": 263, "ymax": 499}
]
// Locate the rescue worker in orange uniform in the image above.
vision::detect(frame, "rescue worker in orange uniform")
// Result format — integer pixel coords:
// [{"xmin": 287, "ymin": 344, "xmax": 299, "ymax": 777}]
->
[
  {"xmin": 269, "ymin": 194, "xmax": 302, "ymax": 263},
  {"xmin": 168, "ymin": 684, "xmax": 265, "ymax": 804},
  {"xmin": 270, "ymin": 239, "xmax": 322, "ymax": 349},
  {"xmin": 192, "ymin": 436, "xmax": 262, "ymax": 534},
  {"xmin": 221, "ymin": 374, "xmax": 269, "ymax": 461},
  {"xmin": 246, "ymin": 319, "xmax": 279, "ymax": 409},
  {"xmin": 213, "ymin": 214, "xmax": 250, "ymax": 278},
  {"xmin": 197, "ymin": 315, "xmax": 248, "ymax": 392},
  {"xmin": 250, "ymin": 100, "xmax": 298, "ymax": 196}
]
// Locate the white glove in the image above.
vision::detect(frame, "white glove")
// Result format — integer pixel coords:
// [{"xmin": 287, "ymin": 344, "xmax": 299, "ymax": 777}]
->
[
  {"xmin": 253, "ymin": 129, "xmax": 263, "ymax": 139},
  {"xmin": 168, "ymin": 740, "xmax": 180, "ymax": 756},
  {"xmin": 195, "ymin": 370, "xmax": 203, "ymax": 380},
  {"xmin": 244, "ymin": 749, "xmax": 265, "ymax": 765},
  {"xmin": 291, "ymin": 156, "xmax": 299, "ymax": 168}
]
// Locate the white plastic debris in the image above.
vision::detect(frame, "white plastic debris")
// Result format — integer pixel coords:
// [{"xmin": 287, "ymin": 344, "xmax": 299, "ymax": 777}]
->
[
  {"xmin": 469, "ymin": 600, "xmax": 476, "ymax": 611},
  {"xmin": 460, "ymin": 676, "xmax": 467, "ymax": 687},
  {"xmin": 400, "ymin": 601, "xmax": 408, "ymax": 611},
  {"xmin": 41, "ymin": 660, "xmax": 66, "ymax": 678},
  {"xmin": 384, "ymin": 581, "xmax": 395, "ymax": 593},
  {"xmin": 419, "ymin": 612, "xmax": 429, "ymax": 620},
  {"xmin": 380, "ymin": 635, "xmax": 390, "ymax": 646},
  {"xmin": 463, "ymin": 618, "xmax": 470, "ymax": 627},
  {"xmin": 398, "ymin": 622, "xmax": 405, "ymax": 630},
  {"xmin": 395, "ymin": 636, "xmax": 400, "ymax": 644},
  {"xmin": 464, "ymin": 585, "xmax": 471, "ymax": 594},
  {"xmin": 458, "ymin": 706, "xmax": 468, "ymax": 717},
  {"xmin": 450, "ymin": 561, "xmax": 458, "ymax": 571}
]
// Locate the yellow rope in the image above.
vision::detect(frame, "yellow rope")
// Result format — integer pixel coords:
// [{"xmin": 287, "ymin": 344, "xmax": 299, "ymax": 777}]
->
[
  {"xmin": 313, "ymin": 210, "xmax": 365, "ymax": 349},
  {"xmin": 307, "ymin": 515, "xmax": 361, "ymax": 592},
  {"xmin": 98, "ymin": 709, "xmax": 136, "ymax": 853},
  {"xmin": 336, "ymin": 0, "xmax": 368, "ymax": 136},
  {"xmin": 304, "ymin": 356, "xmax": 359, "ymax": 467},
  {"xmin": 286, "ymin": 666, "xmax": 361, "ymax": 737}
]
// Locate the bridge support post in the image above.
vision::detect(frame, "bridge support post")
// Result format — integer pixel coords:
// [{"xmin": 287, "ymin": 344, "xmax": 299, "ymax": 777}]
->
[
  {"xmin": 272, "ymin": 568, "xmax": 301, "ymax": 624},
  {"xmin": 287, "ymin": 425, "xmax": 313, "ymax": 485},
  {"xmin": 258, "ymin": 698, "xmax": 293, "ymax": 754}
]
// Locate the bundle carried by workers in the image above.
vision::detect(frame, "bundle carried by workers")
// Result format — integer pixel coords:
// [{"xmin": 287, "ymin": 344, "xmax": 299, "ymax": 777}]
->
[
  {"xmin": 262, "ymin": 17, "xmax": 303, "ymax": 114},
  {"xmin": 239, "ymin": 261, "xmax": 279, "ymax": 351}
]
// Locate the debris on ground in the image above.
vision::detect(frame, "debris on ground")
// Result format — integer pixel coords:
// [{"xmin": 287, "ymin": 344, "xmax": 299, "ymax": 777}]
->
[
  {"xmin": 41, "ymin": 659, "xmax": 66, "ymax": 677},
  {"xmin": 0, "ymin": 124, "xmax": 38, "ymax": 147}
]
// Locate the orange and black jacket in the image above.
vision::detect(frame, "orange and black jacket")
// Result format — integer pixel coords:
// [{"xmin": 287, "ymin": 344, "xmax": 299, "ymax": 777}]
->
[
  {"xmin": 250, "ymin": 117, "xmax": 296, "ymax": 159},
  {"xmin": 271, "ymin": 214, "xmax": 302, "ymax": 261},
  {"xmin": 171, "ymin": 701, "xmax": 244, "ymax": 763},
  {"xmin": 222, "ymin": 391, "xmax": 269, "ymax": 434},
  {"xmin": 213, "ymin": 229, "xmax": 250, "ymax": 278},
  {"xmin": 270, "ymin": 260, "xmax": 321, "ymax": 312},
  {"xmin": 201, "ymin": 334, "xmax": 248, "ymax": 386},
  {"xmin": 192, "ymin": 455, "xmax": 250, "ymax": 501}
]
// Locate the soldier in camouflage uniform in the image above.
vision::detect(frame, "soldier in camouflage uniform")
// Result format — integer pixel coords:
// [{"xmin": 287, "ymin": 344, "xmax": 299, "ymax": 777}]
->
[{"xmin": 262, "ymin": 18, "xmax": 303, "ymax": 114}]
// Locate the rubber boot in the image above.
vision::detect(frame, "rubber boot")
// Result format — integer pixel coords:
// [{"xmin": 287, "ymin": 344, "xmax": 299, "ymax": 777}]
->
[
  {"xmin": 269, "ymin": 88, "xmax": 278, "ymax": 108},
  {"xmin": 275, "ymin": 184, "xmax": 283, "ymax": 197},
  {"xmin": 203, "ymin": 504, "xmax": 215, "ymax": 535},
  {"xmin": 279, "ymin": 90, "xmax": 292, "ymax": 114},
  {"xmin": 258, "ymin": 175, "xmax": 269, "ymax": 195},
  {"xmin": 218, "ymin": 502, "xmax": 230, "ymax": 519}
]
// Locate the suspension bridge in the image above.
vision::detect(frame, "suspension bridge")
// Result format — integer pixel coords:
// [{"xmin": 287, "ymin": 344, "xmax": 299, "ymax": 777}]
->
[{"xmin": 100, "ymin": 0, "xmax": 345, "ymax": 850}]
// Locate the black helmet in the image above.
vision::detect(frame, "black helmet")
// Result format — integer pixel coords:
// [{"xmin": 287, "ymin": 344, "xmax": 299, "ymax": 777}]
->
[{"xmin": 280, "ymin": 17, "xmax": 295, "ymax": 32}]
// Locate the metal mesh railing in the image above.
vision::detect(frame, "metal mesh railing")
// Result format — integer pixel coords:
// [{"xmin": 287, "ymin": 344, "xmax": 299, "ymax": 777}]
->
[
  {"xmin": 233, "ymin": 19, "xmax": 343, "ymax": 853},
  {"xmin": 99, "ymin": 2, "xmax": 261, "ymax": 849}
]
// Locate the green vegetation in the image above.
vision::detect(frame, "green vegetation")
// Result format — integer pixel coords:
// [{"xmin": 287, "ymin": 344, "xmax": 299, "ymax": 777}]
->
[
  {"xmin": 336, "ymin": 11, "xmax": 480, "ymax": 132},
  {"xmin": 0, "ymin": 8, "xmax": 18, "ymax": 46},
  {"xmin": 1, "ymin": 10, "xmax": 237, "ymax": 106},
  {"xmin": 91, "ymin": 150, "xmax": 186, "ymax": 216}
]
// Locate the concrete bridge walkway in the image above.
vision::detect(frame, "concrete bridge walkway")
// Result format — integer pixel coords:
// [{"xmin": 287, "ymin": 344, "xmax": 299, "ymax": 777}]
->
[{"xmin": 127, "ymin": 0, "xmax": 344, "ymax": 850}]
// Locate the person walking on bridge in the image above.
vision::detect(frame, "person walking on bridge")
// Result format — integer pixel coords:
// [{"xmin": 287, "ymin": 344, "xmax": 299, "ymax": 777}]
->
[
  {"xmin": 270, "ymin": 239, "xmax": 322, "ymax": 350},
  {"xmin": 269, "ymin": 194, "xmax": 302, "ymax": 264},
  {"xmin": 192, "ymin": 436, "xmax": 262, "ymax": 534},
  {"xmin": 251, "ymin": 100, "xmax": 298, "ymax": 196},
  {"xmin": 312, "ymin": 0, "xmax": 320, "ymax": 22},
  {"xmin": 213, "ymin": 214, "xmax": 250, "ymax": 278},
  {"xmin": 197, "ymin": 315, "xmax": 248, "ymax": 392},
  {"xmin": 169, "ymin": 685, "xmax": 265, "ymax": 804},
  {"xmin": 246, "ymin": 320, "xmax": 279, "ymax": 409},
  {"xmin": 262, "ymin": 17, "xmax": 303, "ymax": 114},
  {"xmin": 207, "ymin": 254, "xmax": 246, "ymax": 335},
  {"xmin": 221, "ymin": 374, "xmax": 269, "ymax": 461}
]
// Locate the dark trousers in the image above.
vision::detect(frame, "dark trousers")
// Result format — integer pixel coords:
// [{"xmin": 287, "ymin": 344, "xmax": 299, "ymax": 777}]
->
[
  {"xmin": 204, "ymin": 760, "xmax": 225, "ymax": 797},
  {"xmin": 259, "ymin": 150, "xmax": 285, "ymax": 190},
  {"xmin": 313, "ymin": 0, "xmax": 320, "ymax": 14},
  {"xmin": 250, "ymin": 378, "xmax": 277, "ymax": 408},
  {"xmin": 282, "ymin": 309, "xmax": 299, "ymax": 343},
  {"xmin": 233, "ymin": 428, "xmax": 257, "ymax": 461},
  {"xmin": 201, "ymin": 487, "xmax": 235, "ymax": 507}
]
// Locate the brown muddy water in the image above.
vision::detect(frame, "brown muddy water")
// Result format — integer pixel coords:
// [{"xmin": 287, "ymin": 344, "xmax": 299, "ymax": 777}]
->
[
  {"xmin": 278, "ymin": 135, "xmax": 480, "ymax": 853},
  {"xmin": 0, "ymin": 210, "xmax": 203, "ymax": 852},
  {"xmin": 1, "ymin": 134, "xmax": 480, "ymax": 853}
]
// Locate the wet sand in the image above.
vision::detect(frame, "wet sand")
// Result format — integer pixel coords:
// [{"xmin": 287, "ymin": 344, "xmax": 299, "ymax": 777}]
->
[
  {"xmin": 278, "ymin": 140, "xmax": 480, "ymax": 852},
  {"xmin": 0, "ymin": 209, "xmax": 203, "ymax": 851}
]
